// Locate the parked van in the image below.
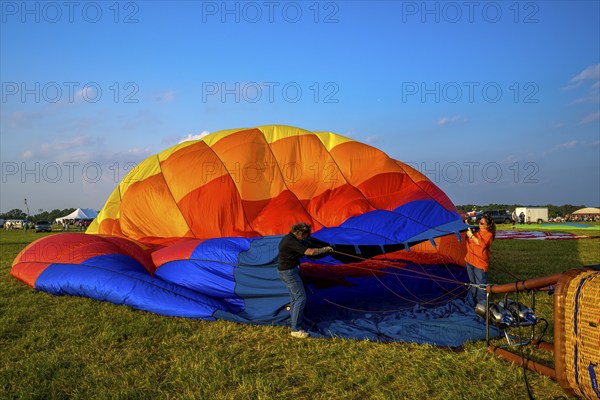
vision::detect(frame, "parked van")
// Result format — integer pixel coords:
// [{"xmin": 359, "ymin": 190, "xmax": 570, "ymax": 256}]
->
[
  {"xmin": 516, "ymin": 207, "xmax": 548, "ymax": 224},
  {"xmin": 475, "ymin": 210, "xmax": 512, "ymax": 224}
]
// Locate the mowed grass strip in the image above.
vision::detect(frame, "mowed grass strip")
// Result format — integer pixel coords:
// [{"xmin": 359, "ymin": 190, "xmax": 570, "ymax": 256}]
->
[{"xmin": 1, "ymin": 228, "xmax": 598, "ymax": 399}]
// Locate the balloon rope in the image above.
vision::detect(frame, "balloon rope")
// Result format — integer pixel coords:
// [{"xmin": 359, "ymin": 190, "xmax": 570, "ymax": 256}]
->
[
  {"xmin": 331, "ymin": 249, "xmax": 468, "ymax": 286},
  {"xmin": 311, "ymin": 249, "xmax": 471, "ymax": 308},
  {"xmin": 306, "ymin": 284, "xmax": 465, "ymax": 313},
  {"xmin": 372, "ymin": 269, "xmax": 468, "ymax": 306},
  {"xmin": 489, "ymin": 250, "xmax": 522, "ymax": 281},
  {"xmin": 163, "ymin": 253, "xmax": 463, "ymax": 287}
]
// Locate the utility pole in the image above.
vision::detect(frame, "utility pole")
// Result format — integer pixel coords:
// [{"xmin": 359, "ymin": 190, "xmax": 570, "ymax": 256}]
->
[{"xmin": 24, "ymin": 198, "xmax": 30, "ymax": 221}]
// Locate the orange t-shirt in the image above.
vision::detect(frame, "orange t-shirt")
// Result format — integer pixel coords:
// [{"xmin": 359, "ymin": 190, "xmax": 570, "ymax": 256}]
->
[{"xmin": 465, "ymin": 230, "xmax": 494, "ymax": 272}]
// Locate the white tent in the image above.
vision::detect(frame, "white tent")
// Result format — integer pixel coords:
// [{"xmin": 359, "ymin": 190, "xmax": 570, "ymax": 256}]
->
[
  {"xmin": 55, "ymin": 208, "xmax": 98, "ymax": 223},
  {"xmin": 572, "ymin": 207, "xmax": 600, "ymax": 215}
]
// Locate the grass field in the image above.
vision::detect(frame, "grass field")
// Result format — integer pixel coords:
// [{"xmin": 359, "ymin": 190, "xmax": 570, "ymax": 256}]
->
[{"xmin": 1, "ymin": 226, "xmax": 599, "ymax": 399}]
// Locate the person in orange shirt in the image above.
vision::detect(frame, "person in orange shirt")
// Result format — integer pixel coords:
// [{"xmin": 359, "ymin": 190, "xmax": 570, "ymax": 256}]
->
[{"xmin": 465, "ymin": 215, "xmax": 496, "ymax": 305}]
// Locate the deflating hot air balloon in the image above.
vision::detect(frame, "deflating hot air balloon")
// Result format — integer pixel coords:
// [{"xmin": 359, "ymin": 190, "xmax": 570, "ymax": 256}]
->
[{"xmin": 12, "ymin": 125, "xmax": 486, "ymax": 346}]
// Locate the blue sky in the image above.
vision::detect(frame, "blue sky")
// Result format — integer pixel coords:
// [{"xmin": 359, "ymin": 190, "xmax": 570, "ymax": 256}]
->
[{"xmin": 1, "ymin": 1, "xmax": 599, "ymax": 214}]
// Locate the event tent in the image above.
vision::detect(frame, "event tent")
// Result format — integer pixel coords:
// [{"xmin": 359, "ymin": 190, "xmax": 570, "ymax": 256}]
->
[
  {"xmin": 55, "ymin": 208, "xmax": 98, "ymax": 223},
  {"xmin": 571, "ymin": 207, "xmax": 600, "ymax": 215}
]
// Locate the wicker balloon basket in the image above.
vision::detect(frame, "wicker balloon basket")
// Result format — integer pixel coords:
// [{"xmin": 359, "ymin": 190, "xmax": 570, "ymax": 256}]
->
[
  {"xmin": 488, "ymin": 267, "xmax": 600, "ymax": 399},
  {"xmin": 554, "ymin": 268, "xmax": 600, "ymax": 399}
]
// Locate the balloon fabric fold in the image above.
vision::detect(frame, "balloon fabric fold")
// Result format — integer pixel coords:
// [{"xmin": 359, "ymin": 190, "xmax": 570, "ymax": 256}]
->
[{"xmin": 12, "ymin": 125, "xmax": 488, "ymax": 346}]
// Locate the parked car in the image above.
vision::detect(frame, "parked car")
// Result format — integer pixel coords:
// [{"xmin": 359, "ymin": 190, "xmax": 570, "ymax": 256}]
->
[
  {"xmin": 475, "ymin": 210, "xmax": 513, "ymax": 224},
  {"xmin": 34, "ymin": 220, "xmax": 52, "ymax": 233}
]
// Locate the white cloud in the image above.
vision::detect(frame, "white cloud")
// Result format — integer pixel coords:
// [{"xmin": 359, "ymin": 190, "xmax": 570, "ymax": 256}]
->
[
  {"xmin": 556, "ymin": 140, "xmax": 577, "ymax": 149},
  {"xmin": 580, "ymin": 111, "xmax": 600, "ymax": 125},
  {"xmin": 126, "ymin": 147, "xmax": 152, "ymax": 156},
  {"xmin": 364, "ymin": 135, "xmax": 382, "ymax": 145},
  {"xmin": 74, "ymin": 86, "xmax": 99, "ymax": 103},
  {"xmin": 571, "ymin": 64, "xmax": 600, "ymax": 82},
  {"xmin": 563, "ymin": 64, "xmax": 600, "ymax": 90},
  {"xmin": 562, "ymin": 82, "xmax": 582, "ymax": 90},
  {"xmin": 157, "ymin": 90, "xmax": 176, "ymax": 103},
  {"xmin": 563, "ymin": 64, "xmax": 600, "ymax": 105},
  {"xmin": 40, "ymin": 135, "xmax": 94, "ymax": 152},
  {"xmin": 14, "ymin": 135, "xmax": 118, "ymax": 165},
  {"xmin": 572, "ymin": 92, "xmax": 600, "ymax": 104},
  {"xmin": 438, "ymin": 115, "xmax": 468, "ymax": 126},
  {"xmin": 500, "ymin": 155, "xmax": 518, "ymax": 164},
  {"xmin": 7, "ymin": 111, "xmax": 45, "ymax": 129},
  {"xmin": 178, "ymin": 131, "xmax": 210, "ymax": 143},
  {"xmin": 121, "ymin": 110, "xmax": 162, "ymax": 130}
]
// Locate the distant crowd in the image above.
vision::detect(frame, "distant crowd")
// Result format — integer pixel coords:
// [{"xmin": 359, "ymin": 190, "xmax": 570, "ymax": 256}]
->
[
  {"xmin": 3, "ymin": 220, "xmax": 91, "ymax": 231},
  {"xmin": 564, "ymin": 215, "xmax": 599, "ymax": 222}
]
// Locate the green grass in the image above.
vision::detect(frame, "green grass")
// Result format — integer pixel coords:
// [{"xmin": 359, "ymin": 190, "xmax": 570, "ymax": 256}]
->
[{"xmin": 1, "ymin": 228, "xmax": 599, "ymax": 399}]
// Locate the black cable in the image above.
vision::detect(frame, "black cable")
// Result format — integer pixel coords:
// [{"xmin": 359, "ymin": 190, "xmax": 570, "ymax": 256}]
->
[
  {"xmin": 534, "ymin": 318, "xmax": 549, "ymax": 345},
  {"xmin": 522, "ymin": 354, "xmax": 535, "ymax": 400},
  {"xmin": 514, "ymin": 289, "xmax": 535, "ymax": 400}
]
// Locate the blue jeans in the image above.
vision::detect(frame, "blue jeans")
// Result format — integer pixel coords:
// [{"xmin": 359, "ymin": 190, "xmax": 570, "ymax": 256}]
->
[
  {"xmin": 278, "ymin": 267, "xmax": 306, "ymax": 332},
  {"xmin": 466, "ymin": 262, "xmax": 487, "ymax": 305}
]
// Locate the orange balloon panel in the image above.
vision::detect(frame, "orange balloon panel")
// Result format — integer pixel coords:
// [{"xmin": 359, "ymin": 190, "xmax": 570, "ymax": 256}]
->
[
  {"xmin": 89, "ymin": 125, "xmax": 459, "ymax": 244},
  {"xmin": 178, "ymin": 174, "xmax": 254, "ymax": 238},
  {"xmin": 210, "ymin": 129, "xmax": 289, "ymax": 202},
  {"xmin": 160, "ymin": 140, "xmax": 229, "ymax": 203},
  {"xmin": 118, "ymin": 174, "xmax": 192, "ymax": 240}
]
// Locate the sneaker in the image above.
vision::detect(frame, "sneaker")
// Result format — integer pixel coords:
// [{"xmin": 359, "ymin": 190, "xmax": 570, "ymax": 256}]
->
[{"xmin": 290, "ymin": 330, "xmax": 310, "ymax": 339}]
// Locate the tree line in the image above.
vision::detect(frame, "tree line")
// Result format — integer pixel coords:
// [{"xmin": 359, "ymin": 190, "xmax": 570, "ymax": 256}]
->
[
  {"xmin": 455, "ymin": 204, "xmax": 591, "ymax": 218},
  {"xmin": 1, "ymin": 208, "xmax": 76, "ymax": 223},
  {"xmin": 1, "ymin": 204, "xmax": 593, "ymax": 223}
]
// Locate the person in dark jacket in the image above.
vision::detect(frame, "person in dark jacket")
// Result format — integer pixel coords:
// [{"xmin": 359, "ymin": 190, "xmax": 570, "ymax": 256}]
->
[{"xmin": 278, "ymin": 222, "xmax": 333, "ymax": 339}]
